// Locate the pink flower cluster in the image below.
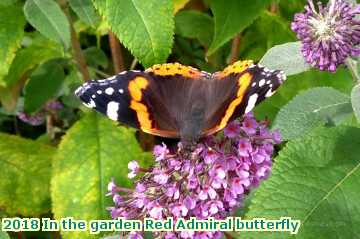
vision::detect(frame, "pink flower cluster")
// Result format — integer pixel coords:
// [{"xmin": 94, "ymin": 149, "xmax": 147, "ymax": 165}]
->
[{"xmin": 107, "ymin": 113, "xmax": 281, "ymax": 239}]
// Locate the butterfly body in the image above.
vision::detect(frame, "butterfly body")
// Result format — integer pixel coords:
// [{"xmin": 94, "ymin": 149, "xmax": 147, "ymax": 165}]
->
[{"xmin": 75, "ymin": 61, "xmax": 286, "ymax": 143}]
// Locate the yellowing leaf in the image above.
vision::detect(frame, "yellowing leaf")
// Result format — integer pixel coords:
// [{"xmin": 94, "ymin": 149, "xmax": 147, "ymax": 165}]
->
[
  {"xmin": 0, "ymin": 133, "xmax": 55, "ymax": 216},
  {"xmin": 52, "ymin": 113, "xmax": 152, "ymax": 238},
  {"xmin": 173, "ymin": 0, "xmax": 190, "ymax": 14}
]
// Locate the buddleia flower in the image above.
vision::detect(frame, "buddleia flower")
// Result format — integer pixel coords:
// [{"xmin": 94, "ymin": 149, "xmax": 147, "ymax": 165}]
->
[
  {"xmin": 106, "ymin": 113, "xmax": 281, "ymax": 239},
  {"xmin": 291, "ymin": 0, "xmax": 360, "ymax": 72}
]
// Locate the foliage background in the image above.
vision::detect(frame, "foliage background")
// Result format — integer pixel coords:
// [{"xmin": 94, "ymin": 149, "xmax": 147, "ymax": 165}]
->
[{"xmin": 0, "ymin": 0, "xmax": 359, "ymax": 238}]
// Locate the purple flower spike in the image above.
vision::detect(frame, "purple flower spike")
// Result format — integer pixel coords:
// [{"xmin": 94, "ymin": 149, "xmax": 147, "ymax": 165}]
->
[
  {"xmin": 292, "ymin": 0, "xmax": 360, "ymax": 72},
  {"xmin": 107, "ymin": 113, "xmax": 281, "ymax": 238},
  {"xmin": 17, "ymin": 112, "xmax": 45, "ymax": 126}
]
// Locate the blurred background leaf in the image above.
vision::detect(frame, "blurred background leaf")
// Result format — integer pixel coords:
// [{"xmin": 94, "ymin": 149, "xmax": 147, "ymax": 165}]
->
[
  {"xmin": 173, "ymin": 0, "xmax": 190, "ymax": 14},
  {"xmin": 208, "ymin": 0, "xmax": 271, "ymax": 56},
  {"xmin": 175, "ymin": 10, "xmax": 213, "ymax": 47},
  {"xmin": 0, "ymin": 133, "xmax": 54, "ymax": 216},
  {"xmin": 69, "ymin": 0, "xmax": 100, "ymax": 27},
  {"xmin": 23, "ymin": 59, "xmax": 66, "ymax": 113},
  {"xmin": 0, "ymin": 4, "xmax": 25, "ymax": 87}
]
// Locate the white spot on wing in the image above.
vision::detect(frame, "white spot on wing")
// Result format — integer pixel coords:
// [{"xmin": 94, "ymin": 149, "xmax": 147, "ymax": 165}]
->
[
  {"xmin": 107, "ymin": 101, "xmax": 119, "ymax": 121},
  {"xmin": 97, "ymin": 90, "xmax": 102, "ymax": 94},
  {"xmin": 251, "ymin": 82, "xmax": 256, "ymax": 87},
  {"xmin": 92, "ymin": 95, "xmax": 96, "ymax": 98},
  {"xmin": 119, "ymin": 89, "xmax": 124, "ymax": 94},
  {"xmin": 83, "ymin": 99, "xmax": 96, "ymax": 108},
  {"xmin": 245, "ymin": 94, "xmax": 258, "ymax": 114},
  {"xmin": 259, "ymin": 79, "xmax": 266, "ymax": 87},
  {"xmin": 265, "ymin": 89, "xmax": 274, "ymax": 97},
  {"xmin": 105, "ymin": 87, "xmax": 114, "ymax": 95}
]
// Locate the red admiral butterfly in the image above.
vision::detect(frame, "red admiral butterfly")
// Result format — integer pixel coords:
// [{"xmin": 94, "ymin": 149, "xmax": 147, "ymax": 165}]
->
[{"xmin": 75, "ymin": 60, "xmax": 286, "ymax": 144}]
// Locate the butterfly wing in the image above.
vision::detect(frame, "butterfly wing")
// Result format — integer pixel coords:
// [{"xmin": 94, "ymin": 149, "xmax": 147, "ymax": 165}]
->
[
  {"xmin": 75, "ymin": 63, "xmax": 208, "ymax": 139},
  {"xmin": 201, "ymin": 60, "xmax": 286, "ymax": 136}
]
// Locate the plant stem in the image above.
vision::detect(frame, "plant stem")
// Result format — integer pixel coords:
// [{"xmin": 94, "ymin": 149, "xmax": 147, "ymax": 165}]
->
[
  {"xmin": 224, "ymin": 232, "xmax": 234, "ymax": 239},
  {"xmin": 269, "ymin": 1, "xmax": 279, "ymax": 13},
  {"xmin": 109, "ymin": 31, "xmax": 125, "ymax": 73},
  {"xmin": 130, "ymin": 58, "xmax": 138, "ymax": 70},
  {"xmin": 92, "ymin": 68, "xmax": 111, "ymax": 78},
  {"xmin": 229, "ymin": 34, "xmax": 241, "ymax": 64},
  {"xmin": 345, "ymin": 58, "xmax": 360, "ymax": 84},
  {"xmin": 63, "ymin": 3, "xmax": 90, "ymax": 82}
]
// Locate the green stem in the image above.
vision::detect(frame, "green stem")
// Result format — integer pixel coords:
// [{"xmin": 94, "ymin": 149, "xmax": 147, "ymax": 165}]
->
[{"xmin": 345, "ymin": 58, "xmax": 360, "ymax": 84}]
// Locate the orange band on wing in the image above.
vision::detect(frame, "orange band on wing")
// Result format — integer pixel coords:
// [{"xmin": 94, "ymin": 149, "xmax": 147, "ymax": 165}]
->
[
  {"xmin": 217, "ymin": 72, "xmax": 252, "ymax": 130},
  {"xmin": 128, "ymin": 76, "xmax": 153, "ymax": 130},
  {"xmin": 130, "ymin": 101, "xmax": 152, "ymax": 129},
  {"xmin": 215, "ymin": 60, "xmax": 253, "ymax": 78},
  {"xmin": 146, "ymin": 63, "xmax": 202, "ymax": 78},
  {"xmin": 128, "ymin": 76, "xmax": 149, "ymax": 101}
]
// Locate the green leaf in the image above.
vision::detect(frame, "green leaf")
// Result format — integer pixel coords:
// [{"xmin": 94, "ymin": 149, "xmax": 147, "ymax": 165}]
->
[
  {"xmin": 351, "ymin": 84, "xmax": 360, "ymax": 121},
  {"xmin": 84, "ymin": 47, "xmax": 109, "ymax": 69},
  {"xmin": 273, "ymin": 87, "xmax": 353, "ymax": 140},
  {"xmin": 0, "ymin": 133, "xmax": 55, "ymax": 216},
  {"xmin": 238, "ymin": 126, "xmax": 360, "ymax": 239},
  {"xmin": 239, "ymin": 11, "xmax": 296, "ymax": 62},
  {"xmin": 52, "ymin": 113, "xmax": 152, "ymax": 239},
  {"xmin": 92, "ymin": 0, "xmax": 107, "ymax": 18},
  {"xmin": 260, "ymin": 41, "xmax": 311, "ymax": 75},
  {"xmin": 0, "ymin": 4, "xmax": 25, "ymax": 87},
  {"xmin": 23, "ymin": 0, "xmax": 71, "ymax": 49},
  {"xmin": 175, "ymin": 10, "xmax": 214, "ymax": 46},
  {"xmin": 208, "ymin": 0, "xmax": 270, "ymax": 55},
  {"xmin": 0, "ymin": 228, "xmax": 10, "ymax": 239},
  {"xmin": 69, "ymin": 0, "xmax": 100, "ymax": 27},
  {"xmin": 4, "ymin": 38, "xmax": 64, "ymax": 88},
  {"xmin": 24, "ymin": 59, "xmax": 65, "ymax": 113},
  {"xmin": 254, "ymin": 68, "xmax": 354, "ymax": 122},
  {"xmin": 106, "ymin": 0, "xmax": 174, "ymax": 67},
  {"xmin": 0, "ymin": 0, "xmax": 18, "ymax": 6}
]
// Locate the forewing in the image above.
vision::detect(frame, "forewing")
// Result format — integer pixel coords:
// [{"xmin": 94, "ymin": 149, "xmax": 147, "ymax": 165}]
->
[
  {"xmin": 75, "ymin": 70, "xmax": 179, "ymax": 137},
  {"xmin": 202, "ymin": 60, "xmax": 286, "ymax": 135}
]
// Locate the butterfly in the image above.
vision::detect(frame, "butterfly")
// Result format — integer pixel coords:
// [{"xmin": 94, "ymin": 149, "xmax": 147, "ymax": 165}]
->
[{"xmin": 75, "ymin": 60, "xmax": 286, "ymax": 145}]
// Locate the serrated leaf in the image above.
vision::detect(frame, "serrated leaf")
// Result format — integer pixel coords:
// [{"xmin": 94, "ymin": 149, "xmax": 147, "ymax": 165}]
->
[
  {"xmin": 106, "ymin": 0, "xmax": 174, "ymax": 67},
  {"xmin": 208, "ymin": 0, "xmax": 270, "ymax": 55},
  {"xmin": 4, "ymin": 38, "xmax": 63, "ymax": 88},
  {"xmin": 351, "ymin": 84, "xmax": 360, "ymax": 121},
  {"xmin": 175, "ymin": 10, "xmax": 213, "ymax": 46},
  {"xmin": 237, "ymin": 126, "xmax": 360, "ymax": 239},
  {"xmin": 259, "ymin": 41, "xmax": 311, "ymax": 75},
  {"xmin": 173, "ymin": 0, "xmax": 190, "ymax": 14},
  {"xmin": 0, "ymin": 133, "xmax": 55, "ymax": 216},
  {"xmin": 23, "ymin": 0, "xmax": 71, "ymax": 49},
  {"xmin": 0, "ymin": 4, "xmax": 25, "ymax": 87},
  {"xmin": 92, "ymin": 0, "xmax": 107, "ymax": 18},
  {"xmin": 84, "ymin": 47, "xmax": 108, "ymax": 69},
  {"xmin": 273, "ymin": 87, "xmax": 353, "ymax": 140},
  {"xmin": 69, "ymin": 0, "xmax": 100, "ymax": 27},
  {"xmin": 24, "ymin": 59, "xmax": 65, "ymax": 113},
  {"xmin": 254, "ymin": 68, "xmax": 354, "ymax": 122},
  {"xmin": 52, "ymin": 113, "xmax": 152, "ymax": 239}
]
